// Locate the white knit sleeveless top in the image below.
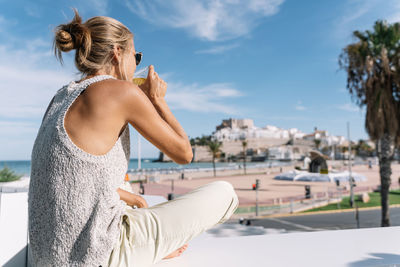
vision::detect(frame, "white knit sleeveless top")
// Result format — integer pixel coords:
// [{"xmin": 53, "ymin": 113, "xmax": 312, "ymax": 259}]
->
[{"xmin": 28, "ymin": 75, "xmax": 130, "ymax": 266}]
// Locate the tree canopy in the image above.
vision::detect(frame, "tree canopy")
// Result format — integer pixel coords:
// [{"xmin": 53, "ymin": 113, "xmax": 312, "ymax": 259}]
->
[{"xmin": 339, "ymin": 20, "xmax": 400, "ymax": 145}]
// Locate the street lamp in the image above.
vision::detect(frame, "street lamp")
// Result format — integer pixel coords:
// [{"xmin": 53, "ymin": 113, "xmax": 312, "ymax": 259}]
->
[
  {"xmin": 240, "ymin": 136, "xmax": 247, "ymax": 175},
  {"xmin": 253, "ymin": 179, "xmax": 260, "ymax": 216}
]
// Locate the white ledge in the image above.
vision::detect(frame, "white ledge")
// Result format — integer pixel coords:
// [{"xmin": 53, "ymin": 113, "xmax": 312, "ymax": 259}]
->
[
  {"xmin": 155, "ymin": 226, "xmax": 400, "ymax": 267},
  {"xmin": 2, "ymin": 190, "xmax": 400, "ymax": 267}
]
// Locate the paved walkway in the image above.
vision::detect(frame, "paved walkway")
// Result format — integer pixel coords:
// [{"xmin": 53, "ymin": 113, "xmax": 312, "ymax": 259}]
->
[{"xmin": 129, "ymin": 163, "xmax": 400, "ymax": 212}]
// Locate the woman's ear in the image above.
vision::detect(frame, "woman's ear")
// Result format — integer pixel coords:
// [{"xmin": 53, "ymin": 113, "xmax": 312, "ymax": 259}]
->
[{"xmin": 111, "ymin": 45, "xmax": 122, "ymax": 65}]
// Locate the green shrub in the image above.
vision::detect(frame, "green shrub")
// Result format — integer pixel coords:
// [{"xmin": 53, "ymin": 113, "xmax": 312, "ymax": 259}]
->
[{"xmin": 0, "ymin": 166, "xmax": 22, "ymax": 182}]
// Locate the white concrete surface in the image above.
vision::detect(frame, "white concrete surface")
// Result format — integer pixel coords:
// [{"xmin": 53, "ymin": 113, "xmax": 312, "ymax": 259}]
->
[
  {"xmin": 0, "ymin": 190, "xmax": 169, "ymax": 267},
  {"xmin": 0, "ymin": 192, "xmax": 29, "ymax": 267},
  {"xmin": 155, "ymin": 226, "xmax": 400, "ymax": 267},
  {"xmin": 2, "ymin": 182, "xmax": 400, "ymax": 267},
  {"xmin": 0, "ymin": 176, "xmax": 30, "ymax": 193},
  {"xmin": 142, "ymin": 195, "xmax": 168, "ymax": 207}
]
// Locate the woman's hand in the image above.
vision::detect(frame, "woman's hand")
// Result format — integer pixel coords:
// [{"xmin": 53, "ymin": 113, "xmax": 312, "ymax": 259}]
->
[
  {"xmin": 117, "ymin": 188, "xmax": 149, "ymax": 208},
  {"xmin": 132, "ymin": 194, "xmax": 149, "ymax": 209},
  {"xmin": 138, "ymin": 65, "xmax": 167, "ymax": 102}
]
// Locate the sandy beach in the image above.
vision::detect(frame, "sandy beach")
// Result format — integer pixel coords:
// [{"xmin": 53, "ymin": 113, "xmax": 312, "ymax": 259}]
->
[{"xmin": 128, "ymin": 161, "xmax": 400, "ymax": 209}]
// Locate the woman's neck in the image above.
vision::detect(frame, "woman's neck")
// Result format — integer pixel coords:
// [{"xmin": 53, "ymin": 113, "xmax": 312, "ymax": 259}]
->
[{"xmin": 77, "ymin": 70, "xmax": 120, "ymax": 83}]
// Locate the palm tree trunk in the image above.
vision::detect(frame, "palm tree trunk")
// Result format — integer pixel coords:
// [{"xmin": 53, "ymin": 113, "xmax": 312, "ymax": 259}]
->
[
  {"xmin": 243, "ymin": 153, "xmax": 246, "ymax": 175},
  {"xmin": 378, "ymin": 133, "xmax": 393, "ymax": 227},
  {"xmin": 212, "ymin": 156, "xmax": 216, "ymax": 177}
]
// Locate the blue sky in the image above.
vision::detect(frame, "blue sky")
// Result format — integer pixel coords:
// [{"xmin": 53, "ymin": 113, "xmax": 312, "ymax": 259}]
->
[{"xmin": 1, "ymin": 0, "xmax": 399, "ymax": 160}]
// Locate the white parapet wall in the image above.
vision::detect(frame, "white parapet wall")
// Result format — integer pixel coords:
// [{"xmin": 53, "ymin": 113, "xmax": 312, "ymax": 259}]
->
[
  {"xmin": 2, "ymin": 179, "xmax": 400, "ymax": 267},
  {"xmin": 155, "ymin": 226, "xmax": 400, "ymax": 267},
  {"xmin": 0, "ymin": 182, "xmax": 168, "ymax": 267},
  {"xmin": 0, "ymin": 192, "xmax": 29, "ymax": 267}
]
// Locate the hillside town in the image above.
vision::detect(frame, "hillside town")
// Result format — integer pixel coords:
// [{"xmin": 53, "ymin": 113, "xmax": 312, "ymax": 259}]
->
[{"xmin": 157, "ymin": 118, "xmax": 375, "ymax": 162}]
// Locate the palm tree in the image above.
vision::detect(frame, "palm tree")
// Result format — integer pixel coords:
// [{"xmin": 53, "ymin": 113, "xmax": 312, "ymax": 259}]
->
[
  {"xmin": 207, "ymin": 140, "xmax": 223, "ymax": 177},
  {"xmin": 0, "ymin": 166, "xmax": 22, "ymax": 182},
  {"xmin": 314, "ymin": 139, "xmax": 321, "ymax": 150},
  {"xmin": 339, "ymin": 20, "xmax": 400, "ymax": 226},
  {"xmin": 242, "ymin": 140, "xmax": 248, "ymax": 174}
]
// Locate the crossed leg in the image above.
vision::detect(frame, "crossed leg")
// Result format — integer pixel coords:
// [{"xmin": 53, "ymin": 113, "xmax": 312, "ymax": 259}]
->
[{"xmin": 122, "ymin": 181, "xmax": 239, "ymax": 266}]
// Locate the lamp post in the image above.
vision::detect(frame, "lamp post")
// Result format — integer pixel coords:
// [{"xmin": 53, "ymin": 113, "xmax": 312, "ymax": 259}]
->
[
  {"xmin": 253, "ymin": 179, "xmax": 260, "ymax": 216},
  {"xmin": 347, "ymin": 122, "xmax": 354, "ymax": 208},
  {"xmin": 347, "ymin": 122, "xmax": 360, "ymax": 228},
  {"xmin": 240, "ymin": 136, "xmax": 247, "ymax": 175}
]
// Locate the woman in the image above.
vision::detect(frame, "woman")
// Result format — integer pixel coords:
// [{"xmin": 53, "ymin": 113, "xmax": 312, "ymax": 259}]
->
[{"xmin": 28, "ymin": 9, "xmax": 239, "ymax": 267}]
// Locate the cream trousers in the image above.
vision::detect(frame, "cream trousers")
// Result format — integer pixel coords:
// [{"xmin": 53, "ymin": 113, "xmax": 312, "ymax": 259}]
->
[{"xmin": 103, "ymin": 181, "xmax": 239, "ymax": 267}]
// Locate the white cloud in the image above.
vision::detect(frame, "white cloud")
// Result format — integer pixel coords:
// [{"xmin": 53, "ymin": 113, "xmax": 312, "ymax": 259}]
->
[
  {"xmin": 333, "ymin": 0, "xmax": 377, "ymax": 40},
  {"xmin": 24, "ymin": 5, "xmax": 42, "ymax": 18},
  {"xmin": 0, "ymin": 20, "xmax": 78, "ymax": 159},
  {"xmin": 388, "ymin": 12, "xmax": 400, "ymax": 23},
  {"xmin": 0, "ymin": 15, "xmax": 18, "ymax": 34},
  {"xmin": 387, "ymin": 1, "xmax": 400, "ymax": 23},
  {"xmin": 0, "ymin": 121, "xmax": 39, "ymax": 136},
  {"xmin": 86, "ymin": 0, "xmax": 108, "ymax": 15},
  {"xmin": 126, "ymin": 0, "xmax": 284, "ymax": 41},
  {"xmin": 165, "ymin": 81, "xmax": 244, "ymax": 114},
  {"xmin": 0, "ymin": 120, "xmax": 42, "ymax": 160},
  {"xmin": 58, "ymin": 1, "xmax": 108, "ymax": 18},
  {"xmin": 338, "ymin": 103, "xmax": 360, "ymax": 112},
  {"xmin": 334, "ymin": 0, "xmax": 400, "ymax": 42},
  {"xmin": 267, "ymin": 115, "xmax": 310, "ymax": 121},
  {"xmin": 195, "ymin": 43, "xmax": 240, "ymax": 54},
  {"xmin": 295, "ymin": 101, "xmax": 306, "ymax": 111},
  {"xmin": 340, "ymin": 1, "xmax": 373, "ymax": 25},
  {"xmin": 0, "ymin": 40, "xmax": 76, "ymax": 120},
  {"xmin": 213, "ymin": 88, "xmax": 243, "ymax": 97}
]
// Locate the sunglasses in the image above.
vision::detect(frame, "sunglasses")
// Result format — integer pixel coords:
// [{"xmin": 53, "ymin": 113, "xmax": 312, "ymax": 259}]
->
[{"xmin": 135, "ymin": 52, "xmax": 143, "ymax": 66}]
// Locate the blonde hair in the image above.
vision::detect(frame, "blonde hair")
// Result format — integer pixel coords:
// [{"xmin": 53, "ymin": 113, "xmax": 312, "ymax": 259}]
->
[{"xmin": 53, "ymin": 8, "xmax": 133, "ymax": 80}]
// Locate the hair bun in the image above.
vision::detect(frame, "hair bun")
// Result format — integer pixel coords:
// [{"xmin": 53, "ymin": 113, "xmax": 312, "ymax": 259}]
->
[
  {"xmin": 55, "ymin": 29, "xmax": 75, "ymax": 52},
  {"xmin": 54, "ymin": 9, "xmax": 89, "ymax": 52}
]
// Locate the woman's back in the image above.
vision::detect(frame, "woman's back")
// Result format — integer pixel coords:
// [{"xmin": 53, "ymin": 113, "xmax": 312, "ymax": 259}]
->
[
  {"xmin": 28, "ymin": 75, "xmax": 130, "ymax": 266},
  {"xmin": 63, "ymin": 77, "xmax": 129, "ymax": 156}
]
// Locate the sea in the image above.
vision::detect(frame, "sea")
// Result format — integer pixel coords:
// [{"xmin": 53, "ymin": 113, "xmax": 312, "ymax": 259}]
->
[{"xmin": 0, "ymin": 159, "xmax": 289, "ymax": 177}]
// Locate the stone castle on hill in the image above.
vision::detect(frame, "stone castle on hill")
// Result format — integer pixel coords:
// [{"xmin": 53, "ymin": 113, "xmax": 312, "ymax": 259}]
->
[{"xmin": 157, "ymin": 118, "xmax": 349, "ymax": 163}]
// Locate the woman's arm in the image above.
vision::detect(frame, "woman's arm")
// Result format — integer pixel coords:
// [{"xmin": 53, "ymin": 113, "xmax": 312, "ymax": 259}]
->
[
  {"xmin": 151, "ymin": 97, "xmax": 190, "ymax": 149},
  {"xmin": 117, "ymin": 188, "xmax": 149, "ymax": 208},
  {"xmin": 117, "ymin": 66, "xmax": 193, "ymax": 164},
  {"xmin": 141, "ymin": 66, "xmax": 190, "ymax": 147}
]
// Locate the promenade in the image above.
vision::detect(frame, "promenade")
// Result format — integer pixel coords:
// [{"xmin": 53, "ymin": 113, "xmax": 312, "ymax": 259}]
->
[{"xmin": 129, "ymin": 162, "xmax": 400, "ymax": 216}]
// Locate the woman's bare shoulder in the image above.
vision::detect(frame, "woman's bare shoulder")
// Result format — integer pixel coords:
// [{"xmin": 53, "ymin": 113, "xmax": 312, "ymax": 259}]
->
[
  {"xmin": 93, "ymin": 78, "xmax": 136, "ymax": 92},
  {"xmin": 109, "ymin": 79, "xmax": 143, "ymax": 96},
  {"xmin": 91, "ymin": 79, "xmax": 152, "ymax": 116},
  {"xmin": 86, "ymin": 79, "xmax": 143, "ymax": 102}
]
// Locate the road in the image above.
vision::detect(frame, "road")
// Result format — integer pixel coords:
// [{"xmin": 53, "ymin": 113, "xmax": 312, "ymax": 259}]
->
[{"xmin": 238, "ymin": 207, "xmax": 400, "ymax": 232}]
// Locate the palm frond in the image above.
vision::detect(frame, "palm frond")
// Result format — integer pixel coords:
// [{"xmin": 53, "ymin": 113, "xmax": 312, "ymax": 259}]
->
[{"xmin": 339, "ymin": 20, "xmax": 400, "ymax": 145}]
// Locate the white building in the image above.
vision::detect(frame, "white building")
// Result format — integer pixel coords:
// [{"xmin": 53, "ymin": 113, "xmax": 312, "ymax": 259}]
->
[
  {"xmin": 303, "ymin": 129, "xmax": 347, "ymax": 147},
  {"xmin": 213, "ymin": 119, "xmax": 306, "ymax": 142},
  {"xmin": 211, "ymin": 119, "xmax": 349, "ymax": 161}
]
